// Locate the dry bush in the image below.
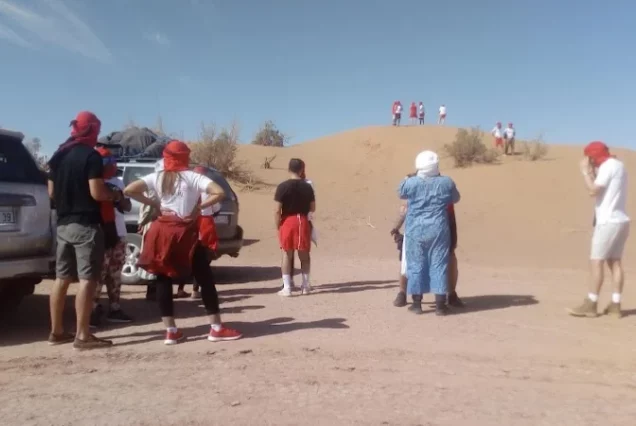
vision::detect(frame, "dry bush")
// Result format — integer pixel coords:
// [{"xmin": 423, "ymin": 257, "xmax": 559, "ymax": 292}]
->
[
  {"xmin": 444, "ymin": 127, "xmax": 500, "ymax": 168},
  {"xmin": 521, "ymin": 136, "xmax": 549, "ymax": 161},
  {"xmin": 262, "ymin": 155, "xmax": 277, "ymax": 169},
  {"xmin": 189, "ymin": 121, "xmax": 255, "ymax": 185},
  {"xmin": 252, "ymin": 120, "xmax": 287, "ymax": 147}
]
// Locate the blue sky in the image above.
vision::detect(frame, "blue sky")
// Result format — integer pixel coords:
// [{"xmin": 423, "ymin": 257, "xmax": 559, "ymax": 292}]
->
[{"xmin": 0, "ymin": 0, "xmax": 634, "ymax": 155}]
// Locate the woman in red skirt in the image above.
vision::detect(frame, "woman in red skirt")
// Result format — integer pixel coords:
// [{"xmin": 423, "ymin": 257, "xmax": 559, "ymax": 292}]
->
[{"xmin": 124, "ymin": 141, "xmax": 242, "ymax": 345}]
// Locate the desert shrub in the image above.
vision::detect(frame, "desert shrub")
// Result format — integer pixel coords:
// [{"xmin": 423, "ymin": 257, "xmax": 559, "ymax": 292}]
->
[
  {"xmin": 444, "ymin": 127, "xmax": 500, "ymax": 167},
  {"xmin": 521, "ymin": 136, "xmax": 549, "ymax": 161},
  {"xmin": 252, "ymin": 120, "xmax": 287, "ymax": 147},
  {"xmin": 189, "ymin": 122, "xmax": 254, "ymax": 184}
]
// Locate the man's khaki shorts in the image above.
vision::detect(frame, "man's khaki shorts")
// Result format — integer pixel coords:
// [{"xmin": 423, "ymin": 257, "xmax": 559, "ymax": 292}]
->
[{"xmin": 56, "ymin": 223, "xmax": 105, "ymax": 281}]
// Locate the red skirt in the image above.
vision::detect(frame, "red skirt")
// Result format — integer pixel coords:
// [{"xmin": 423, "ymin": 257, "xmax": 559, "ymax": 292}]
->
[
  {"xmin": 198, "ymin": 215, "xmax": 218, "ymax": 252},
  {"xmin": 279, "ymin": 214, "xmax": 311, "ymax": 252},
  {"xmin": 138, "ymin": 215, "xmax": 199, "ymax": 279}
]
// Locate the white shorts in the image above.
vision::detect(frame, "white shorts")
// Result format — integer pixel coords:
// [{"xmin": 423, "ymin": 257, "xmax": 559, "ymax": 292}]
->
[
  {"xmin": 591, "ymin": 222, "xmax": 630, "ymax": 260},
  {"xmin": 400, "ymin": 236, "xmax": 407, "ymax": 276}
]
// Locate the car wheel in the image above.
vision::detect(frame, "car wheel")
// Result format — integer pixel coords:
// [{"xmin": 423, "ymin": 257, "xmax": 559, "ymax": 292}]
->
[{"xmin": 121, "ymin": 233, "xmax": 143, "ymax": 285}]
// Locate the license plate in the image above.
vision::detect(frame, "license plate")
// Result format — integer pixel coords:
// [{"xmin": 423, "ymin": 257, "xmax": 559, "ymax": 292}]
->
[
  {"xmin": 215, "ymin": 215, "xmax": 229, "ymax": 225},
  {"xmin": 0, "ymin": 208, "xmax": 16, "ymax": 224}
]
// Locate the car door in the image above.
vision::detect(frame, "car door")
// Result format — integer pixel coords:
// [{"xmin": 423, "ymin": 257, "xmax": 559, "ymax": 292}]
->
[{"xmin": 0, "ymin": 133, "xmax": 53, "ymax": 260}]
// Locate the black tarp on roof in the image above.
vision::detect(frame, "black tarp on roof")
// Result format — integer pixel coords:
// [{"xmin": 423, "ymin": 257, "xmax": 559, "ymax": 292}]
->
[{"xmin": 98, "ymin": 127, "xmax": 171, "ymax": 158}]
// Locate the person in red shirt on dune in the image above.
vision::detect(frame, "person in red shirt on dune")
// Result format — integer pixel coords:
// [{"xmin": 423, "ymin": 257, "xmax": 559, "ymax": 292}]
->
[{"xmin": 409, "ymin": 102, "xmax": 418, "ymax": 125}]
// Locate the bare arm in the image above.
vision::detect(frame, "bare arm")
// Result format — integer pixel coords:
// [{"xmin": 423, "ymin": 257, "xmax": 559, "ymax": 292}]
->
[
  {"xmin": 275, "ymin": 202, "xmax": 282, "ymax": 229},
  {"xmin": 124, "ymin": 179, "xmax": 160, "ymax": 208},
  {"xmin": 391, "ymin": 203, "xmax": 407, "ymax": 233},
  {"xmin": 200, "ymin": 181, "xmax": 225, "ymax": 210},
  {"xmin": 47, "ymin": 179, "xmax": 54, "ymax": 200}
]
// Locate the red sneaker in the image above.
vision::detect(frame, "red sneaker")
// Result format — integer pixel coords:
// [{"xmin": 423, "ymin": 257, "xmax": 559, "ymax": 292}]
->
[
  {"xmin": 208, "ymin": 326, "xmax": 243, "ymax": 342},
  {"xmin": 164, "ymin": 330, "xmax": 185, "ymax": 345}
]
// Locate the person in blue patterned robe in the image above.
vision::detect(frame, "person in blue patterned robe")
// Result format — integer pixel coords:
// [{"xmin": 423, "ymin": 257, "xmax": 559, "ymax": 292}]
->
[{"xmin": 398, "ymin": 151, "xmax": 460, "ymax": 315}]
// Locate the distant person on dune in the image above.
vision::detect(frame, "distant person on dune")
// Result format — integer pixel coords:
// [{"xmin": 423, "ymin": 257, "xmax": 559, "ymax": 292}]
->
[
  {"xmin": 409, "ymin": 102, "xmax": 418, "ymax": 125},
  {"xmin": 391, "ymin": 196, "xmax": 463, "ymax": 308},
  {"xmin": 397, "ymin": 151, "xmax": 460, "ymax": 315},
  {"xmin": 568, "ymin": 142, "xmax": 630, "ymax": 318},
  {"xmin": 491, "ymin": 122, "xmax": 504, "ymax": 152},
  {"xmin": 393, "ymin": 101, "xmax": 403, "ymax": 126},
  {"xmin": 438, "ymin": 105, "xmax": 447, "ymax": 125},
  {"xmin": 275, "ymin": 158, "xmax": 316, "ymax": 296},
  {"xmin": 418, "ymin": 102, "xmax": 425, "ymax": 125},
  {"xmin": 503, "ymin": 123, "xmax": 516, "ymax": 155}
]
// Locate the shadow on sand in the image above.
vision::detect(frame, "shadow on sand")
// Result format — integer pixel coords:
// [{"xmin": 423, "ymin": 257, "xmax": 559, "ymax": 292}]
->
[
  {"xmin": 444, "ymin": 294, "xmax": 539, "ymax": 315},
  {"xmin": 100, "ymin": 316, "xmax": 349, "ymax": 347}
]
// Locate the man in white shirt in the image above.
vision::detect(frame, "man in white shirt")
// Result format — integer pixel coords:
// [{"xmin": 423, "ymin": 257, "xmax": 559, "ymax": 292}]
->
[
  {"xmin": 491, "ymin": 122, "xmax": 503, "ymax": 152},
  {"xmin": 503, "ymin": 123, "xmax": 516, "ymax": 155},
  {"xmin": 394, "ymin": 102, "xmax": 403, "ymax": 126},
  {"xmin": 569, "ymin": 142, "xmax": 630, "ymax": 318},
  {"xmin": 438, "ymin": 105, "xmax": 447, "ymax": 125}
]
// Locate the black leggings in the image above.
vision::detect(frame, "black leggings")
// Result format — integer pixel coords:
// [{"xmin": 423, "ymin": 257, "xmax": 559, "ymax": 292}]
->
[{"xmin": 156, "ymin": 244, "xmax": 220, "ymax": 317}]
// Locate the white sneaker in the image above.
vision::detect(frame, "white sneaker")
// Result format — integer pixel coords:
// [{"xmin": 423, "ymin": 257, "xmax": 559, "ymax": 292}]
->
[
  {"xmin": 278, "ymin": 287, "xmax": 293, "ymax": 297},
  {"xmin": 300, "ymin": 285, "xmax": 312, "ymax": 295}
]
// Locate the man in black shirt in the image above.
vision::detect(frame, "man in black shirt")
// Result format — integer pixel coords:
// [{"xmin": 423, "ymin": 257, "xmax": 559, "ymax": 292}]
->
[
  {"xmin": 274, "ymin": 158, "xmax": 315, "ymax": 296},
  {"xmin": 47, "ymin": 111, "xmax": 121, "ymax": 350}
]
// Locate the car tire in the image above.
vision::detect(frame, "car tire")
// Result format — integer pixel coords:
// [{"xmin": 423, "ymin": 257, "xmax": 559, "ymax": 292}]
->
[{"xmin": 121, "ymin": 233, "xmax": 144, "ymax": 286}]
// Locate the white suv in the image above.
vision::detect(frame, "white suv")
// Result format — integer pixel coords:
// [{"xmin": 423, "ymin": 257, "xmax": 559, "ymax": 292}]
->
[{"xmin": 0, "ymin": 129, "xmax": 55, "ymax": 312}]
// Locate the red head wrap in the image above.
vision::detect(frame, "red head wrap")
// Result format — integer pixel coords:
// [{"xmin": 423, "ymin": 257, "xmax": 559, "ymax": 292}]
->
[
  {"xmin": 584, "ymin": 141, "xmax": 611, "ymax": 167},
  {"xmin": 70, "ymin": 111, "xmax": 101, "ymax": 147},
  {"xmin": 163, "ymin": 140, "xmax": 190, "ymax": 172}
]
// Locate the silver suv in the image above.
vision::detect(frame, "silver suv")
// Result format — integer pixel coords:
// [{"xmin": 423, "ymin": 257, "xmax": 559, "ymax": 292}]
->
[
  {"xmin": 116, "ymin": 159, "xmax": 244, "ymax": 285},
  {"xmin": 0, "ymin": 129, "xmax": 55, "ymax": 311}
]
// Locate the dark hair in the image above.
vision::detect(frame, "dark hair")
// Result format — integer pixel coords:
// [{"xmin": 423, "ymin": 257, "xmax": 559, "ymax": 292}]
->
[{"xmin": 288, "ymin": 158, "xmax": 305, "ymax": 175}]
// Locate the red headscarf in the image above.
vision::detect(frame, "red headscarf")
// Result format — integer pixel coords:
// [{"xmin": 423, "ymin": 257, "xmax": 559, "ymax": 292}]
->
[
  {"xmin": 163, "ymin": 140, "xmax": 190, "ymax": 172},
  {"xmin": 95, "ymin": 146, "xmax": 117, "ymax": 179},
  {"xmin": 584, "ymin": 141, "xmax": 611, "ymax": 167},
  {"xmin": 49, "ymin": 111, "xmax": 102, "ymax": 166}
]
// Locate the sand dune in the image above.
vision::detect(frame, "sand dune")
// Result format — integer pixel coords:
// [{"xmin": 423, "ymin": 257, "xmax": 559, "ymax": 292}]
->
[{"xmin": 237, "ymin": 125, "xmax": 636, "ymax": 270}]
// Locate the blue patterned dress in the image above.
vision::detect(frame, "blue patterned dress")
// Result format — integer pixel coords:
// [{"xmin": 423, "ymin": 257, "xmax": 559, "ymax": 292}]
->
[{"xmin": 398, "ymin": 175, "xmax": 460, "ymax": 295}]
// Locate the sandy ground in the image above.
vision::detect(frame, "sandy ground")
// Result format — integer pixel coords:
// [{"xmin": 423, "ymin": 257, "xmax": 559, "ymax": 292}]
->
[{"xmin": 2, "ymin": 126, "xmax": 636, "ymax": 425}]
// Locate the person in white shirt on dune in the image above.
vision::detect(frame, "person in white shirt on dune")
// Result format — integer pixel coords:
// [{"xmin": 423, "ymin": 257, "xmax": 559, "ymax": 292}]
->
[
  {"xmin": 491, "ymin": 122, "xmax": 504, "ymax": 152},
  {"xmin": 438, "ymin": 105, "xmax": 447, "ymax": 125},
  {"xmin": 503, "ymin": 123, "xmax": 516, "ymax": 155},
  {"xmin": 569, "ymin": 141, "xmax": 630, "ymax": 318}
]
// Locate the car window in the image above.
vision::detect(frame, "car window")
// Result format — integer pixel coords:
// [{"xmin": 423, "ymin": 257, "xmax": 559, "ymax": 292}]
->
[
  {"xmin": 122, "ymin": 166, "xmax": 154, "ymax": 186},
  {"xmin": 0, "ymin": 136, "xmax": 46, "ymax": 184}
]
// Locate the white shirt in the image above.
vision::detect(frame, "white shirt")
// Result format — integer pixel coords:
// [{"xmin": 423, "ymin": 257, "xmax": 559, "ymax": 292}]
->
[
  {"xmin": 439, "ymin": 106, "xmax": 446, "ymax": 115},
  {"xmin": 594, "ymin": 158, "xmax": 630, "ymax": 225},
  {"xmin": 142, "ymin": 170, "xmax": 213, "ymax": 218},
  {"xmin": 504, "ymin": 127, "xmax": 515, "ymax": 139},
  {"xmin": 491, "ymin": 127, "xmax": 502, "ymax": 138},
  {"xmin": 419, "ymin": 105, "xmax": 424, "ymax": 114},
  {"xmin": 395, "ymin": 104, "xmax": 402, "ymax": 114},
  {"xmin": 107, "ymin": 177, "xmax": 128, "ymax": 237}
]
